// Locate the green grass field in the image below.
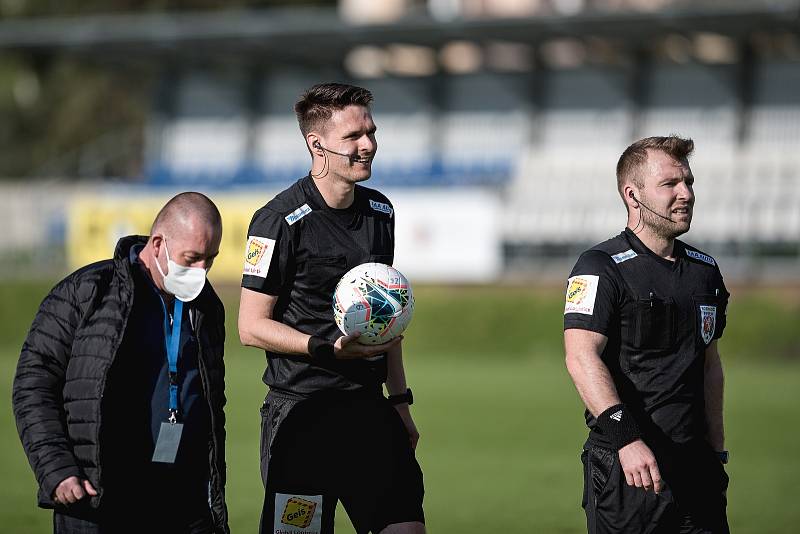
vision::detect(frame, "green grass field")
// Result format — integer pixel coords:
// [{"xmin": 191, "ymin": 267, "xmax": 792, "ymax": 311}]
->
[{"xmin": 1, "ymin": 282, "xmax": 799, "ymax": 532}]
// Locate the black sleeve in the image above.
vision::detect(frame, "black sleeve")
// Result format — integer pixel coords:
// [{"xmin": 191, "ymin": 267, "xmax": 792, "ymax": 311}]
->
[
  {"xmin": 241, "ymin": 207, "xmax": 293, "ymax": 296},
  {"xmin": 12, "ymin": 277, "xmax": 84, "ymax": 502},
  {"xmin": 563, "ymin": 250, "xmax": 622, "ymax": 336},
  {"xmin": 713, "ymin": 265, "xmax": 730, "ymax": 340},
  {"xmin": 389, "ymin": 204, "xmax": 396, "ymax": 264}
]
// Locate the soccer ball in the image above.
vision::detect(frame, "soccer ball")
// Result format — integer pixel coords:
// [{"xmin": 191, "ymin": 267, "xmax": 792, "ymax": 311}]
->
[{"xmin": 333, "ymin": 262, "xmax": 414, "ymax": 345}]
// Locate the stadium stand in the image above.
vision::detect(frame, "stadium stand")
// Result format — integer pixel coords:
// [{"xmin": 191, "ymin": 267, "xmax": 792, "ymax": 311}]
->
[
  {"xmin": 1, "ymin": 0, "xmax": 798, "ymax": 279},
  {"xmin": 154, "ymin": 71, "xmax": 249, "ymax": 185}
]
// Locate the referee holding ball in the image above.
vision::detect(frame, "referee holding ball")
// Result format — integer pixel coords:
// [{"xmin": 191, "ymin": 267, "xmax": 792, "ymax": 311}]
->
[
  {"xmin": 238, "ymin": 83, "xmax": 424, "ymax": 534},
  {"xmin": 564, "ymin": 136, "xmax": 731, "ymax": 533}
]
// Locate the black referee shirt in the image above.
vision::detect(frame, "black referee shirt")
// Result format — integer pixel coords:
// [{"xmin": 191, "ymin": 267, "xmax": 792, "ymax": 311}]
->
[
  {"xmin": 242, "ymin": 175, "xmax": 395, "ymax": 397},
  {"xmin": 564, "ymin": 228, "xmax": 730, "ymax": 447}
]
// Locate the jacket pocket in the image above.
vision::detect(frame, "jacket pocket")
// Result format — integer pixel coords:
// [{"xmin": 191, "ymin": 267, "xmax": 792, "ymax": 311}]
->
[{"xmin": 587, "ymin": 445, "xmax": 618, "ymax": 501}]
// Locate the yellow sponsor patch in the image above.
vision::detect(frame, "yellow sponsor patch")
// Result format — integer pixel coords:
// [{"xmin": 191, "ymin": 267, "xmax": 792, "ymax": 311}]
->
[
  {"xmin": 566, "ymin": 278, "xmax": 589, "ymax": 304},
  {"xmin": 564, "ymin": 275, "xmax": 599, "ymax": 315},
  {"xmin": 246, "ymin": 239, "xmax": 266, "ymax": 266},
  {"xmin": 281, "ymin": 497, "xmax": 317, "ymax": 529},
  {"xmin": 242, "ymin": 235, "xmax": 276, "ymax": 278}
]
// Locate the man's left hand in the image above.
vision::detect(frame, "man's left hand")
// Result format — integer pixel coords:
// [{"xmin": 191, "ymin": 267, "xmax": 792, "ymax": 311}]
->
[{"xmin": 394, "ymin": 404, "xmax": 420, "ymax": 450}]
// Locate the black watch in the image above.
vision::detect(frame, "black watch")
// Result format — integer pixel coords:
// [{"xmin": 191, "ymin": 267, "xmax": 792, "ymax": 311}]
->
[
  {"xmin": 716, "ymin": 450, "xmax": 729, "ymax": 464},
  {"xmin": 388, "ymin": 388, "xmax": 413, "ymax": 406}
]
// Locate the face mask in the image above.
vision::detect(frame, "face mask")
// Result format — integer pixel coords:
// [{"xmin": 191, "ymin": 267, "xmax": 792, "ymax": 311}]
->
[{"xmin": 154, "ymin": 238, "xmax": 207, "ymax": 302}]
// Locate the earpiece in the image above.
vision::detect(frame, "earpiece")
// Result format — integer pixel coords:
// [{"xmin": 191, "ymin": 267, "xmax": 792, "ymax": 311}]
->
[{"xmin": 313, "ymin": 141, "xmax": 322, "ymax": 150}]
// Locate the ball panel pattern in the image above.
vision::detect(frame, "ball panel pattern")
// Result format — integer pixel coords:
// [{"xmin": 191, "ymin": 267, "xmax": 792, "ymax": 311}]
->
[{"xmin": 333, "ymin": 263, "xmax": 414, "ymax": 345}]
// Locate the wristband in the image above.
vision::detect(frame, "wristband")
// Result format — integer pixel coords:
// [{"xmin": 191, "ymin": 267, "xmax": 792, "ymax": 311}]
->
[
  {"xmin": 596, "ymin": 404, "xmax": 641, "ymax": 450},
  {"xmin": 388, "ymin": 388, "xmax": 413, "ymax": 406},
  {"xmin": 308, "ymin": 335, "xmax": 335, "ymax": 362}
]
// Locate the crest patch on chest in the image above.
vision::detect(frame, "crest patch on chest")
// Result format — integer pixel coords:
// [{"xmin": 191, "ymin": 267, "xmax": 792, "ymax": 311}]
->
[{"xmin": 699, "ymin": 305, "xmax": 717, "ymax": 345}]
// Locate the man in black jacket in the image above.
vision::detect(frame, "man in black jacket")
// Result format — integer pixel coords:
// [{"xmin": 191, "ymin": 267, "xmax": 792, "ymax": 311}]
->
[{"xmin": 13, "ymin": 192, "xmax": 229, "ymax": 534}]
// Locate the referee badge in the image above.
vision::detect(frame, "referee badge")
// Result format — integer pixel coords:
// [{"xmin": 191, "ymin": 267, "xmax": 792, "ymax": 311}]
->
[{"xmin": 699, "ymin": 305, "xmax": 716, "ymax": 345}]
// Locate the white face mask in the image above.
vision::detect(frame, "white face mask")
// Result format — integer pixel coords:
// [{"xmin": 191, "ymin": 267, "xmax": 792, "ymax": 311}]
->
[{"xmin": 154, "ymin": 238, "xmax": 207, "ymax": 302}]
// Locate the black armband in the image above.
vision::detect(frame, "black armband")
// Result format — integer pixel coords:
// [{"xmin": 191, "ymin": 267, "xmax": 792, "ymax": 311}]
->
[
  {"xmin": 388, "ymin": 388, "xmax": 414, "ymax": 406},
  {"xmin": 308, "ymin": 335, "xmax": 335, "ymax": 362},
  {"xmin": 596, "ymin": 404, "xmax": 641, "ymax": 450}
]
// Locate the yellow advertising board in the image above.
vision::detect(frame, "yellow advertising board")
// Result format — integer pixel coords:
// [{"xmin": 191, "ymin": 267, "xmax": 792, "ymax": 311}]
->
[{"xmin": 67, "ymin": 193, "xmax": 274, "ymax": 283}]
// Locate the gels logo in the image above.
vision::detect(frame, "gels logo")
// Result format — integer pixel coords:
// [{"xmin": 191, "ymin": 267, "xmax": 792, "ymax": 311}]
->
[
  {"xmin": 281, "ymin": 497, "xmax": 317, "ymax": 529},
  {"xmin": 566, "ymin": 278, "xmax": 589, "ymax": 304},
  {"xmin": 246, "ymin": 239, "xmax": 267, "ymax": 266},
  {"xmin": 243, "ymin": 236, "xmax": 276, "ymax": 278}
]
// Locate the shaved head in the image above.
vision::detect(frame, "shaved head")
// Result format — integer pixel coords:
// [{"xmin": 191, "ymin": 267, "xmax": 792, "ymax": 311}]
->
[
  {"xmin": 142, "ymin": 192, "xmax": 222, "ymax": 295},
  {"xmin": 151, "ymin": 192, "xmax": 222, "ymax": 236}
]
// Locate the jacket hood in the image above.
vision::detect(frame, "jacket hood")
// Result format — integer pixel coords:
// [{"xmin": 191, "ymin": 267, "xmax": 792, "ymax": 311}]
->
[{"xmin": 114, "ymin": 235, "xmax": 149, "ymax": 261}]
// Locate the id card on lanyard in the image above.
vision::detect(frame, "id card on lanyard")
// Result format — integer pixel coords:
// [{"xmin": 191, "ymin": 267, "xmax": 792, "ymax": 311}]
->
[{"xmin": 152, "ymin": 299, "xmax": 184, "ymax": 463}]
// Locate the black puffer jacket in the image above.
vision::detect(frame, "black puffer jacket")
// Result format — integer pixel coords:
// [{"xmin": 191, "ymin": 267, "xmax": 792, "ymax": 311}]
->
[{"xmin": 12, "ymin": 235, "xmax": 229, "ymax": 532}]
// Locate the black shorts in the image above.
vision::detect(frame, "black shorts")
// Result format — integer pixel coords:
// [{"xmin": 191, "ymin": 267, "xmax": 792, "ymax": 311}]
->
[
  {"xmin": 259, "ymin": 390, "xmax": 425, "ymax": 534},
  {"xmin": 581, "ymin": 440, "xmax": 729, "ymax": 534}
]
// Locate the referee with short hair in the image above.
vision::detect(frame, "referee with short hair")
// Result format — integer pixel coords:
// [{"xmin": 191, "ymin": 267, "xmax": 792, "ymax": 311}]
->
[
  {"xmin": 238, "ymin": 83, "xmax": 425, "ymax": 534},
  {"xmin": 564, "ymin": 136, "xmax": 730, "ymax": 533}
]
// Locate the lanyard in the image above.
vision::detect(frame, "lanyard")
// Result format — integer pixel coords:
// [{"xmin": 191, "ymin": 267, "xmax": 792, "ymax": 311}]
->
[{"xmin": 162, "ymin": 298, "xmax": 184, "ymax": 424}]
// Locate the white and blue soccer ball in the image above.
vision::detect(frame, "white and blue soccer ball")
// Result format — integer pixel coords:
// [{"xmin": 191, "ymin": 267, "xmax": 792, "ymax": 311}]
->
[{"xmin": 333, "ymin": 262, "xmax": 414, "ymax": 345}]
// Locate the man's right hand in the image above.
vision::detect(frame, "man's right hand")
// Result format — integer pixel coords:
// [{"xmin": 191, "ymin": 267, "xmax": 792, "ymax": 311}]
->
[
  {"xmin": 618, "ymin": 439, "xmax": 663, "ymax": 494},
  {"xmin": 333, "ymin": 333, "xmax": 403, "ymax": 360},
  {"xmin": 53, "ymin": 476, "xmax": 98, "ymax": 505}
]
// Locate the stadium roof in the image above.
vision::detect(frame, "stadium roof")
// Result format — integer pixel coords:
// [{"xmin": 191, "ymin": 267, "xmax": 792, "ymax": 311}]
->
[{"xmin": 0, "ymin": 4, "xmax": 799, "ymax": 63}]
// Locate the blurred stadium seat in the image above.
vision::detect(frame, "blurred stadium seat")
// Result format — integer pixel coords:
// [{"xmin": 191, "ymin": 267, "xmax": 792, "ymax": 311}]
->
[{"xmin": 154, "ymin": 71, "xmax": 249, "ymax": 185}]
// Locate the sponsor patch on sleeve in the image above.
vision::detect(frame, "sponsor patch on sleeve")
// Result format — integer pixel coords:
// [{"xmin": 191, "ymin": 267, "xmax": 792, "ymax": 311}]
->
[
  {"xmin": 275, "ymin": 493, "xmax": 323, "ymax": 533},
  {"xmin": 242, "ymin": 235, "xmax": 276, "ymax": 278},
  {"xmin": 369, "ymin": 199, "xmax": 393, "ymax": 218},
  {"xmin": 285, "ymin": 203, "xmax": 312, "ymax": 226},
  {"xmin": 611, "ymin": 249, "xmax": 637, "ymax": 264},
  {"xmin": 686, "ymin": 249, "xmax": 716, "ymax": 266},
  {"xmin": 564, "ymin": 275, "xmax": 599, "ymax": 315}
]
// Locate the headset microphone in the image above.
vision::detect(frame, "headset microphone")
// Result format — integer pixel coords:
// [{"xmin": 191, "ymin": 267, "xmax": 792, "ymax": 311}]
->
[
  {"xmin": 314, "ymin": 142, "xmax": 371, "ymax": 164},
  {"xmin": 630, "ymin": 193, "xmax": 675, "ymax": 223}
]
